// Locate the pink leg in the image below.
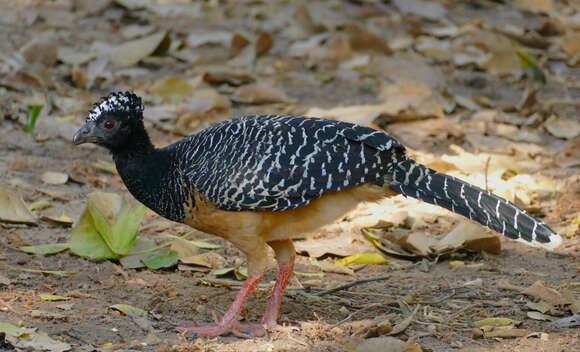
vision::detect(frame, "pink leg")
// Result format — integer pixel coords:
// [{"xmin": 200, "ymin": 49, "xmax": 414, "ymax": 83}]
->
[
  {"xmin": 176, "ymin": 270, "xmax": 265, "ymax": 337},
  {"xmin": 234, "ymin": 240, "xmax": 296, "ymax": 337},
  {"xmin": 262, "ymin": 254, "xmax": 295, "ymax": 327}
]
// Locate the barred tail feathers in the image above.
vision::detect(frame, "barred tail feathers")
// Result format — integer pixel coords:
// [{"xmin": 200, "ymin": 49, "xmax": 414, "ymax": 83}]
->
[{"xmin": 387, "ymin": 160, "xmax": 562, "ymax": 250}]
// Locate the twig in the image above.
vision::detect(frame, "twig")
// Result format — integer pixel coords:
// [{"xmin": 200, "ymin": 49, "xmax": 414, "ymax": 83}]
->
[
  {"xmin": 331, "ymin": 303, "xmax": 383, "ymax": 328},
  {"xmin": 388, "ymin": 305, "xmax": 420, "ymax": 335},
  {"xmin": 484, "ymin": 156, "xmax": 491, "ymax": 191},
  {"xmin": 311, "ymin": 274, "xmax": 391, "ymax": 297},
  {"xmin": 3, "ymin": 264, "xmax": 75, "ymax": 276},
  {"xmin": 418, "ymin": 289, "xmax": 456, "ymax": 304},
  {"xmin": 449, "ymin": 303, "xmax": 480, "ymax": 319}
]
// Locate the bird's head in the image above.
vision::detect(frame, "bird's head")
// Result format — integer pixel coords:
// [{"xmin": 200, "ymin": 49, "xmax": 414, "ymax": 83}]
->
[{"xmin": 73, "ymin": 91, "xmax": 144, "ymax": 151}]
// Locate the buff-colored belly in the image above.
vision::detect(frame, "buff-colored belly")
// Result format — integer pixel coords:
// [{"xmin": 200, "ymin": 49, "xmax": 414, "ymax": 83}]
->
[{"xmin": 182, "ymin": 184, "xmax": 396, "ymax": 250}]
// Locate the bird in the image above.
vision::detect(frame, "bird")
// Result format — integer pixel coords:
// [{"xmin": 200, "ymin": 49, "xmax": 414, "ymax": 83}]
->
[{"xmin": 73, "ymin": 91, "xmax": 562, "ymax": 338}]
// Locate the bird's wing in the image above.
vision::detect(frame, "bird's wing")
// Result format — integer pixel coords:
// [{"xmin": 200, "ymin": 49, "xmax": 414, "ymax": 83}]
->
[{"xmin": 181, "ymin": 115, "xmax": 405, "ymax": 211}]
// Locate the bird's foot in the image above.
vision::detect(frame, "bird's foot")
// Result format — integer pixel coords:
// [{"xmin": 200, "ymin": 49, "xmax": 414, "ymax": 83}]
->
[
  {"xmin": 176, "ymin": 322, "xmax": 295, "ymax": 338},
  {"xmin": 175, "ymin": 323, "xmax": 264, "ymax": 338},
  {"xmin": 176, "ymin": 324, "xmax": 232, "ymax": 337}
]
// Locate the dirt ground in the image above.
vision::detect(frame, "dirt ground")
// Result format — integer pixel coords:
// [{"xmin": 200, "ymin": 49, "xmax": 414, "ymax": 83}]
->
[{"xmin": 1, "ymin": 0, "xmax": 580, "ymax": 351}]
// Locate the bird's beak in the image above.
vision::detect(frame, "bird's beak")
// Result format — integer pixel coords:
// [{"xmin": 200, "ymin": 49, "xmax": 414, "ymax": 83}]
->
[{"xmin": 73, "ymin": 123, "xmax": 97, "ymax": 145}]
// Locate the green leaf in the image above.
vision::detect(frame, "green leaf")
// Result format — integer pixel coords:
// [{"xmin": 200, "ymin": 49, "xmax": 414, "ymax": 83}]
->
[
  {"xmin": 39, "ymin": 294, "xmax": 70, "ymax": 301},
  {"xmin": 69, "ymin": 210, "xmax": 115, "ymax": 259},
  {"xmin": 474, "ymin": 317, "xmax": 520, "ymax": 329},
  {"xmin": 142, "ymin": 250, "xmax": 178, "ymax": 270},
  {"xmin": 293, "ymin": 271, "xmax": 324, "ymax": 278},
  {"xmin": 119, "ymin": 238, "xmax": 158, "ymax": 269},
  {"xmin": 24, "ymin": 105, "xmax": 43, "ymax": 134},
  {"xmin": 336, "ymin": 253, "xmax": 390, "ymax": 266},
  {"xmin": 110, "ymin": 201, "xmax": 147, "ymax": 254},
  {"xmin": 212, "ymin": 267, "xmax": 236, "ymax": 276},
  {"xmin": 19, "ymin": 243, "xmax": 69, "ymax": 255},
  {"xmin": 92, "ymin": 160, "xmax": 118, "ymax": 175},
  {"xmin": 187, "ymin": 240, "xmax": 223, "ymax": 250},
  {"xmin": 211, "ymin": 266, "xmax": 248, "ymax": 280},
  {"xmin": 234, "ymin": 267, "xmax": 248, "ymax": 280},
  {"xmin": 86, "ymin": 194, "xmax": 146, "ymax": 255},
  {"xmin": 0, "ymin": 322, "xmax": 29, "ymax": 337},
  {"xmin": 110, "ymin": 304, "xmax": 147, "ymax": 317}
]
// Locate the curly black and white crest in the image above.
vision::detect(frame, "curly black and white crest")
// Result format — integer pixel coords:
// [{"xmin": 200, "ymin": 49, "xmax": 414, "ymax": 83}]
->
[{"xmin": 87, "ymin": 92, "xmax": 143, "ymax": 122}]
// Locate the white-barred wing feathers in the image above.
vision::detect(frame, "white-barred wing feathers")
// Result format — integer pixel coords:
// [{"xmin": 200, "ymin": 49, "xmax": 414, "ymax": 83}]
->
[{"xmin": 177, "ymin": 115, "xmax": 405, "ymax": 211}]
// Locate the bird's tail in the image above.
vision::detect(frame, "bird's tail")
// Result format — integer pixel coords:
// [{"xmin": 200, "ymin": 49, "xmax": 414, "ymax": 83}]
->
[{"xmin": 386, "ymin": 159, "xmax": 562, "ymax": 250}]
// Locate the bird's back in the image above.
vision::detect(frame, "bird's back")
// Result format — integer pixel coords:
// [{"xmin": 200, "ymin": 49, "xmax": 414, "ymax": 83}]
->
[{"xmin": 169, "ymin": 115, "xmax": 406, "ymax": 213}]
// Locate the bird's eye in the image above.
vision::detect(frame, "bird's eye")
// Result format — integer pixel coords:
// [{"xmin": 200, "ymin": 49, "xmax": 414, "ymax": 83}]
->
[{"xmin": 104, "ymin": 120, "xmax": 115, "ymax": 129}]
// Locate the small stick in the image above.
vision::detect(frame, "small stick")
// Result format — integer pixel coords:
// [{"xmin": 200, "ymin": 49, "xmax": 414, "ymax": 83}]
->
[
  {"xmin": 484, "ymin": 156, "xmax": 491, "ymax": 191},
  {"xmin": 449, "ymin": 303, "xmax": 479, "ymax": 319},
  {"xmin": 311, "ymin": 274, "xmax": 391, "ymax": 297},
  {"xmin": 388, "ymin": 305, "xmax": 420, "ymax": 335},
  {"xmin": 331, "ymin": 303, "xmax": 383, "ymax": 328}
]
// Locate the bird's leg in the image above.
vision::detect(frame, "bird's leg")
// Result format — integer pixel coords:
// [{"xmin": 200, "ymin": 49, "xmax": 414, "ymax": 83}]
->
[
  {"xmin": 262, "ymin": 239, "xmax": 295, "ymax": 328},
  {"xmin": 233, "ymin": 240, "xmax": 296, "ymax": 337},
  {"xmin": 177, "ymin": 241, "xmax": 268, "ymax": 337},
  {"xmin": 176, "ymin": 270, "xmax": 265, "ymax": 336}
]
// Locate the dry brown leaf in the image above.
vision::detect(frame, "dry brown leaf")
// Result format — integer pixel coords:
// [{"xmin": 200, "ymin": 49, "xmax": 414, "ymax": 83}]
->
[
  {"xmin": 354, "ymin": 336, "xmax": 421, "ymax": 352},
  {"xmin": 0, "ymin": 186, "xmax": 37, "ymax": 224},
  {"xmin": 174, "ymin": 89, "xmax": 231, "ymax": 133},
  {"xmin": 561, "ymin": 30, "xmax": 580, "ymax": 61},
  {"xmin": 121, "ymin": 24, "xmax": 156, "ymax": 39},
  {"xmin": 434, "ymin": 222, "xmax": 501, "ymax": 254},
  {"xmin": 180, "ymin": 252, "xmax": 226, "ymax": 269},
  {"xmin": 386, "ymin": 117, "xmax": 460, "ymax": 150},
  {"xmin": 230, "ymin": 32, "xmax": 251, "ymax": 56},
  {"xmin": 288, "ymin": 33, "xmax": 331, "ymax": 59},
  {"xmin": 349, "ymin": 31, "xmax": 391, "ymax": 55},
  {"xmin": 379, "ymin": 81, "xmax": 444, "ymax": 120},
  {"xmin": 497, "ymin": 279, "xmax": 524, "ymax": 292},
  {"xmin": 109, "ymin": 31, "xmax": 169, "ymax": 67},
  {"xmin": 232, "ymin": 83, "xmax": 291, "ymax": 104},
  {"xmin": 295, "ymin": 232, "xmax": 374, "ymax": 258},
  {"xmin": 515, "ymin": 0, "xmax": 556, "ymax": 13},
  {"xmin": 526, "ymin": 300, "xmax": 553, "ymax": 313},
  {"xmin": 171, "ymin": 237, "xmax": 200, "ymax": 259},
  {"xmin": 20, "ymin": 39, "xmax": 58, "ymax": 66},
  {"xmin": 149, "ymin": 77, "xmax": 195, "ymax": 104},
  {"xmin": 521, "ymin": 281, "xmax": 566, "ymax": 305},
  {"xmin": 202, "ymin": 71, "xmax": 254, "ymax": 87},
  {"xmin": 527, "ymin": 311, "xmax": 554, "ymax": 321},
  {"xmin": 393, "ymin": 0, "xmax": 446, "ymax": 21},
  {"xmin": 294, "ymin": 3, "xmax": 347, "ymax": 34},
  {"xmin": 563, "ymin": 289, "xmax": 580, "ymax": 314},
  {"xmin": 256, "ymin": 32, "xmax": 274, "ymax": 56},
  {"xmin": 41, "ymin": 171, "xmax": 68, "ymax": 185},
  {"xmin": 370, "ymin": 54, "xmax": 445, "ymax": 89},
  {"xmin": 544, "ymin": 115, "xmax": 580, "ymax": 140},
  {"xmin": 306, "ymin": 104, "xmax": 403, "ymax": 126},
  {"xmin": 415, "ymin": 36, "xmax": 451, "ymax": 61},
  {"xmin": 402, "ymin": 232, "xmax": 437, "ymax": 257},
  {"xmin": 317, "ymin": 261, "xmax": 354, "ymax": 276}
]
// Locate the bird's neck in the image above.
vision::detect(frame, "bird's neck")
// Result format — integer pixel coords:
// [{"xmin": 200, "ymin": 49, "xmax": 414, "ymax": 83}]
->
[{"xmin": 111, "ymin": 127, "xmax": 186, "ymax": 222}]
